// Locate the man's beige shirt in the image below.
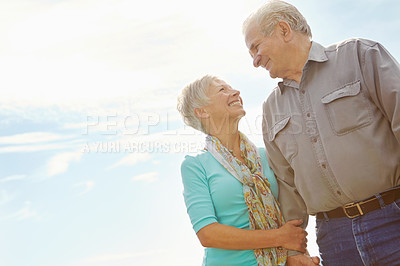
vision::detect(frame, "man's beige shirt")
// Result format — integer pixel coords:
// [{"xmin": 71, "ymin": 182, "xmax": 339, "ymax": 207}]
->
[{"xmin": 262, "ymin": 39, "xmax": 400, "ymax": 226}]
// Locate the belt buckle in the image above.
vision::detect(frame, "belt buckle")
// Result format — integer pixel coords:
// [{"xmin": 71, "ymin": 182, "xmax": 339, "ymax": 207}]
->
[{"xmin": 342, "ymin": 202, "xmax": 364, "ymax": 218}]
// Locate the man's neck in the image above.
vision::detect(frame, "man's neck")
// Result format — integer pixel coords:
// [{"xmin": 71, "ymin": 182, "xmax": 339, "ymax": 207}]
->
[{"xmin": 287, "ymin": 36, "xmax": 312, "ymax": 84}]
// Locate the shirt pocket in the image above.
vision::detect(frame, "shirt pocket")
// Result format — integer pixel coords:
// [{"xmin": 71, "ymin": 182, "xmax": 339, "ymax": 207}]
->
[
  {"xmin": 268, "ymin": 116, "xmax": 298, "ymax": 163},
  {"xmin": 321, "ymin": 80, "xmax": 373, "ymax": 135}
]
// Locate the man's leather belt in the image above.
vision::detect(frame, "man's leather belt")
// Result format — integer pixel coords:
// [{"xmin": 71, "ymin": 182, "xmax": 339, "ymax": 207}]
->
[{"xmin": 316, "ymin": 186, "xmax": 400, "ymax": 219}]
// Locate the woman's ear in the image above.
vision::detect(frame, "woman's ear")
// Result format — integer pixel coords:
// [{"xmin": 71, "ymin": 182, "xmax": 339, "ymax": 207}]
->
[{"xmin": 194, "ymin": 107, "xmax": 209, "ymax": 119}]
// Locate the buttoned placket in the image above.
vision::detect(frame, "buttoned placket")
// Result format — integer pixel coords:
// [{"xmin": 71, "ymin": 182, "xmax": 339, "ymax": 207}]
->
[{"xmin": 298, "ymin": 65, "xmax": 347, "ymax": 200}]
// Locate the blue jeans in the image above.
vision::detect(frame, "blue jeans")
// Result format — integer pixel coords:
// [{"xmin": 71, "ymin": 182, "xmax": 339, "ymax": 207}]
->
[{"xmin": 316, "ymin": 197, "xmax": 400, "ymax": 266}]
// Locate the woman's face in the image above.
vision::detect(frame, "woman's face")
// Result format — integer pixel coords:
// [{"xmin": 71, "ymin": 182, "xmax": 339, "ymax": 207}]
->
[{"xmin": 203, "ymin": 79, "xmax": 246, "ymax": 124}]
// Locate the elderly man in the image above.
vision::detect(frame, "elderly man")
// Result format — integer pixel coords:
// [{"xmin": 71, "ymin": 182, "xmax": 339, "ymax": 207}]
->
[{"xmin": 243, "ymin": 1, "xmax": 400, "ymax": 265}]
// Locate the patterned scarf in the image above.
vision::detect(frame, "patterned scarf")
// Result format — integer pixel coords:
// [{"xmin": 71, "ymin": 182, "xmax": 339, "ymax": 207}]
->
[{"xmin": 205, "ymin": 132, "xmax": 287, "ymax": 266}]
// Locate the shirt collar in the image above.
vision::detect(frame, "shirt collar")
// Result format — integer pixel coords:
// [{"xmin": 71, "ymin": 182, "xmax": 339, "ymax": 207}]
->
[
  {"xmin": 277, "ymin": 41, "xmax": 328, "ymax": 93},
  {"xmin": 308, "ymin": 41, "xmax": 328, "ymax": 63},
  {"xmin": 280, "ymin": 79, "xmax": 299, "ymax": 90}
]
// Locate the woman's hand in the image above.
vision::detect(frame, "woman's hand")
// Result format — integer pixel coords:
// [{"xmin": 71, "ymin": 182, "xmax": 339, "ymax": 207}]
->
[{"xmin": 277, "ymin": 219, "xmax": 307, "ymax": 252}]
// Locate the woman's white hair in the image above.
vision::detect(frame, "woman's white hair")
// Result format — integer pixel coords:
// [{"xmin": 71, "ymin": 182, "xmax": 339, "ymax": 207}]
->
[
  {"xmin": 177, "ymin": 75, "xmax": 219, "ymax": 134},
  {"xmin": 243, "ymin": 0, "xmax": 312, "ymax": 38}
]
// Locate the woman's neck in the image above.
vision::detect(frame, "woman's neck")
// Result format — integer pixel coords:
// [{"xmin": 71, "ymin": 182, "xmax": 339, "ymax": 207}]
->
[
  {"xmin": 209, "ymin": 122, "xmax": 241, "ymax": 152},
  {"xmin": 208, "ymin": 122, "xmax": 246, "ymax": 164}
]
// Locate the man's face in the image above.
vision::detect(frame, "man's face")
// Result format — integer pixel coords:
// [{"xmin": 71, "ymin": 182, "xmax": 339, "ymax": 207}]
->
[{"xmin": 245, "ymin": 22, "xmax": 287, "ymax": 79}]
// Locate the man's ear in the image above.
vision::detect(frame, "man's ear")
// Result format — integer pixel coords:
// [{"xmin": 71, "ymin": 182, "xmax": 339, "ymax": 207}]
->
[
  {"xmin": 194, "ymin": 107, "xmax": 209, "ymax": 119},
  {"xmin": 277, "ymin": 21, "xmax": 293, "ymax": 42}
]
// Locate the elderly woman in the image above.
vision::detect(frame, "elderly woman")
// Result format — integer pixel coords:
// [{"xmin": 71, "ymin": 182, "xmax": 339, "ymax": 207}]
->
[{"xmin": 177, "ymin": 75, "xmax": 318, "ymax": 266}]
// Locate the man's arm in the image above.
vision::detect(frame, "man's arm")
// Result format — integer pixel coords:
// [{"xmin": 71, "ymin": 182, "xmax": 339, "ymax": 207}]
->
[
  {"xmin": 362, "ymin": 41, "xmax": 400, "ymax": 143},
  {"xmin": 262, "ymin": 102, "xmax": 309, "ymax": 257}
]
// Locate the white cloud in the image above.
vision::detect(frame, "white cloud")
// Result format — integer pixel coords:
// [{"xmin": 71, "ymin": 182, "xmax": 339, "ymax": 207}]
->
[
  {"xmin": 0, "ymin": 143, "xmax": 71, "ymax": 154},
  {"xmin": 108, "ymin": 152, "xmax": 152, "ymax": 169},
  {"xmin": 132, "ymin": 172, "xmax": 159, "ymax": 183},
  {"xmin": 0, "ymin": 174, "xmax": 27, "ymax": 183},
  {"xmin": 0, "ymin": 132, "xmax": 70, "ymax": 144},
  {"xmin": 1, "ymin": 201, "xmax": 38, "ymax": 221},
  {"xmin": 0, "ymin": 0, "xmax": 263, "ymax": 111},
  {"xmin": 73, "ymin": 181, "xmax": 95, "ymax": 195},
  {"xmin": 0, "ymin": 131, "xmax": 84, "ymax": 154},
  {"xmin": 0, "ymin": 140, "xmax": 85, "ymax": 154},
  {"xmin": 77, "ymin": 249, "xmax": 167, "ymax": 265},
  {"xmin": 47, "ymin": 151, "xmax": 84, "ymax": 176},
  {"xmin": 0, "ymin": 190, "xmax": 12, "ymax": 205},
  {"xmin": 0, "ymin": 0, "xmax": 185, "ymax": 102}
]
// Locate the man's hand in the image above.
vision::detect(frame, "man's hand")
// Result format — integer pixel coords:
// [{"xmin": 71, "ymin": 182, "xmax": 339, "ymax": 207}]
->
[{"xmin": 287, "ymin": 254, "xmax": 320, "ymax": 265}]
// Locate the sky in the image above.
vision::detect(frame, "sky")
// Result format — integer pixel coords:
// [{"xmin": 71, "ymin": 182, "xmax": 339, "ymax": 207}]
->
[{"xmin": 0, "ymin": 0, "xmax": 399, "ymax": 265}]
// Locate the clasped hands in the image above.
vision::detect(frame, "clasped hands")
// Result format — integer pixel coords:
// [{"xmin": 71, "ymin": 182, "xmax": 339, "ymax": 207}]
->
[{"xmin": 280, "ymin": 219, "xmax": 320, "ymax": 265}]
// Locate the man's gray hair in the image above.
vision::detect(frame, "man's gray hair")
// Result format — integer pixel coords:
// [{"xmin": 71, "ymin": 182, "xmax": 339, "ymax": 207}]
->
[
  {"xmin": 177, "ymin": 75, "xmax": 219, "ymax": 134},
  {"xmin": 243, "ymin": 0, "xmax": 312, "ymax": 38}
]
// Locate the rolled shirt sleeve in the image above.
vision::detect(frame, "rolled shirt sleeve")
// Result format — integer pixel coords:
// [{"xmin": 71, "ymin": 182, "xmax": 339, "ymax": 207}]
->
[{"xmin": 362, "ymin": 42, "xmax": 400, "ymax": 144}]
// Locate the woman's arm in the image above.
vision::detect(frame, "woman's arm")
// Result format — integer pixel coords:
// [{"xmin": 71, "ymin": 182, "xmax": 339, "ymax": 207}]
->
[
  {"xmin": 181, "ymin": 155, "xmax": 307, "ymax": 253},
  {"xmin": 197, "ymin": 219, "xmax": 307, "ymax": 253}
]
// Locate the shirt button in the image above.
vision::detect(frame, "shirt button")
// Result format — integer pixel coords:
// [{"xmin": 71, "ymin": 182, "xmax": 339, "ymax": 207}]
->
[
  {"xmin": 322, "ymin": 164, "xmax": 326, "ymax": 169},
  {"xmin": 337, "ymin": 191, "xmax": 342, "ymax": 195},
  {"xmin": 301, "ymin": 89, "xmax": 305, "ymax": 94},
  {"xmin": 306, "ymin": 113, "xmax": 311, "ymax": 118},
  {"xmin": 312, "ymin": 137, "xmax": 317, "ymax": 143}
]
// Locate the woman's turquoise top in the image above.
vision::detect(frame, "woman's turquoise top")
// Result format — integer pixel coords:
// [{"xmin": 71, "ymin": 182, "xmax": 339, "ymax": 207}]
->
[{"xmin": 180, "ymin": 147, "xmax": 278, "ymax": 266}]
